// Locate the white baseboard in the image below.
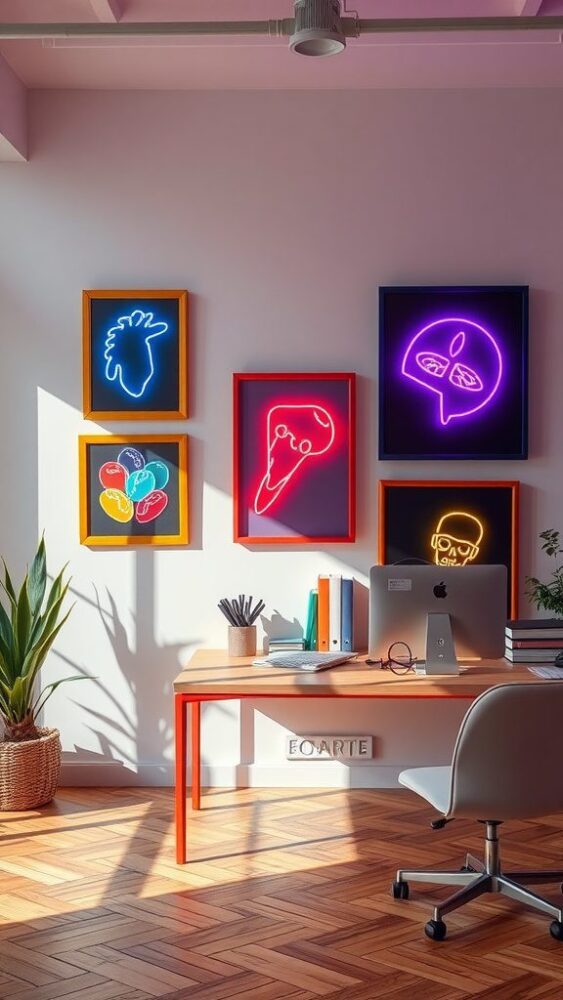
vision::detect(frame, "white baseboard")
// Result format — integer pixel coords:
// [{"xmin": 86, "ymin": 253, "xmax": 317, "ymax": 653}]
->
[{"xmin": 60, "ymin": 760, "xmax": 404, "ymax": 788}]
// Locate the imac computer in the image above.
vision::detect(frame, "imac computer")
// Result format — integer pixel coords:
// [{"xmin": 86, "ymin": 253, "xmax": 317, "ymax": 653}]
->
[{"xmin": 369, "ymin": 564, "xmax": 507, "ymax": 675}]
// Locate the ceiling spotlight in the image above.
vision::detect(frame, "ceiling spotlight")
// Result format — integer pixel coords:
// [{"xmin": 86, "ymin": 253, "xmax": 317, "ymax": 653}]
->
[{"xmin": 289, "ymin": 0, "xmax": 346, "ymax": 57}]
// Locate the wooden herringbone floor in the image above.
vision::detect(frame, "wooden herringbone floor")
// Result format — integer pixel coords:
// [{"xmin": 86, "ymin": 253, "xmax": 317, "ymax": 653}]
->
[{"xmin": 1, "ymin": 788, "xmax": 563, "ymax": 999}]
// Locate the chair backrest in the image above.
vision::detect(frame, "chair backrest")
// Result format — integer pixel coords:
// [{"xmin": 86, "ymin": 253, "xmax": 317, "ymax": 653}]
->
[{"xmin": 448, "ymin": 682, "xmax": 563, "ymax": 820}]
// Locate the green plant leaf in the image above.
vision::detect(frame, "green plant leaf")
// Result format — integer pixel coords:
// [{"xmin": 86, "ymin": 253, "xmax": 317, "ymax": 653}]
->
[
  {"xmin": 1, "ymin": 559, "xmax": 18, "ymax": 624},
  {"xmin": 16, "ymin": 576, "xmax": 32, "ymax": 663},
  {"xmin": 27, "ymin": 536, "xmax": 47, "ymax": 616},
  {"xmin": 26, "ymin": 583, "xmax": 69, "ymax": 659},
  {"xmin": 33, "ymin": 675, "xmax": 89, "ymax": 717},
  {"xmin": 9, "ymin": 676, "xmax": 25, "ymax": 717},
  {"xmin": 0, "ymin": 598, "xmax": 13, "ymax": 648},
  {"xmin": 44, "ymin": 565, "xmax": 69, "ymax": 615},
  {"xmin": 29, "ymin": 604, "xmax": 74, "ymax": 675}
]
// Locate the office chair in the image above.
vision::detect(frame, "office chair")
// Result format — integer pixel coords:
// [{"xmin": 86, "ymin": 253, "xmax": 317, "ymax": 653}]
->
[{"xmin": 392, "ymin": 683, "xmax": 563, "ymax": 941}]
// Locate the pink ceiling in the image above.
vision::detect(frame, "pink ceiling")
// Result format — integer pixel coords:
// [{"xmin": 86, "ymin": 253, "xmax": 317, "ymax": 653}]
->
[{"xmin": 1, "ymin": 0, "xmax": 563, "ymax": 89}]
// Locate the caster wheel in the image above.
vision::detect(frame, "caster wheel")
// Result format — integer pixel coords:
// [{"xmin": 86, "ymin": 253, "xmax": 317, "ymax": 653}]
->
[
  {"xmin": 425, "ymin": 919, "xmax": 447, "ymax": 941},
  {"xmin": 461, "ymin": 866, "xmax": 473, "ymax": 872},
  {"xmin": 392, "ymin": 880, "xmax": 409, "ymax": 900},
  {"xmin": 550, "ymin": 920, "xmax": 563, "ymax": 941}
]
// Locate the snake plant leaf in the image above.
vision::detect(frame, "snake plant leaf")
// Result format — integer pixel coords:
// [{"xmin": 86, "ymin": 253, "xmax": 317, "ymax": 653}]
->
[
  {"xmin": 33, "ymin": 675, "xmax": 88, "ymax": 718},
  {"xmin": 0, "ymin": 599, "xmax": 13, "ymax": 649},
  {"xmin": 0, "ymin": 540, "xmax": 78, "ymax": 732},
  {"xmin": 44, "ymin": 564, "xmax": 69, "ymax": 615},
  {"xmin": 0, "ymin": 685, "xmax": 13, "ymax": 721},
  {"xmin": 0, "ymin": 606, "xmax": 15, "ymax": 680},
  {"xmin": 16, "ymin": 577, "xmax": 32, "ymax": 663},
  {"xmin": 1, "ymin": 559, "xmax": 18, "ymax": 623},
  {"xmin": 30, "ymin": 605, "xmax": 74, "ymax": 677},
  {"xmin": 26, "ymin": 583, "xmax": 70, "ymax": 656},
  {"xmin": 0, "ymin": 646, "xmax": 14, "ymax": 685},
  {"xmin": 9, "ymin": 676, "xmax": 25, "ymax": 716},
  {"xmin": 19, "ymin": 606, "xmax": 74, "ymax": 694},
  {"xmin": 27, "ymin": 536, "xmax": 47, "ymax": 616}
]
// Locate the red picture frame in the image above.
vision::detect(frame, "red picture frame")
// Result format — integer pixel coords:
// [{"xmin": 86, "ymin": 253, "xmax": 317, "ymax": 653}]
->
[
  {"xmin": 378, "ymin": 480, "xmax": 520, "ymax": 618},
  {"xmin": 233, "ymin": 373, "xmax": 356, "ymax": 544}
]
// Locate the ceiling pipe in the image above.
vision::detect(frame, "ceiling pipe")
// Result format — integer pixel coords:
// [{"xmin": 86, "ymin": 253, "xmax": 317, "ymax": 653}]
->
[{"xmin": 0, "ymin": 18, "xmax": 563, "ymax": 41}]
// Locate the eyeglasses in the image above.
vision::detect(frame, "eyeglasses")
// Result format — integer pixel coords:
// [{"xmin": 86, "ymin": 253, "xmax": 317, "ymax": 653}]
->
[{"xmin": 368, "ymin": 641, "xmax": 417, "ymax": 675}]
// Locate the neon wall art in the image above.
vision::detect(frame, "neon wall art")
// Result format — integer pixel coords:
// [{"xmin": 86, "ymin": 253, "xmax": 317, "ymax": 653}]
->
[
  {"xmin": 431, "ymin": 511, "xmax": 484, "ymax": 566},
  {"xmin": 253, "ymin": 404, "xmax": 336, "ymax": 516},
  {"xmin": 234, "ymin": 374, "xmax": 355, "ymax": 543},
  {"xmin": 379, "ymin": 286, "xmax": 528, "ymax": 459},
  {"xmin": 378, "ymin": 480, "xmax": 519, "ymax": 617},
  {"xmin": 98, "ymin": 448, "xmax": 170, "ymax": 525},
  {"xmin": 79, "ymin": 435, "xmax": 189, "ymax": 546},
  {"xmin": 104, "ymin": 311, "xmax": 169, "ymax": 400},
  {"xmin": 83, "ymin": 290, "xmax": 188, "ymax": 420}
]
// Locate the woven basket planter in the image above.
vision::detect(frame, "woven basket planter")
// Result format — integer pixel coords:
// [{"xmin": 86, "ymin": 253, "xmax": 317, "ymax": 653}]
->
[{"xmin": 0, "ymin": 728, "xmax": 61, "ymax": 811}]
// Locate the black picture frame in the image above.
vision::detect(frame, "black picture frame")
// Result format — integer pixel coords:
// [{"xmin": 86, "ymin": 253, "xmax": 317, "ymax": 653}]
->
[{"xmin": 378, "ymin": 285, "xmax": 529, "ymax": 460}]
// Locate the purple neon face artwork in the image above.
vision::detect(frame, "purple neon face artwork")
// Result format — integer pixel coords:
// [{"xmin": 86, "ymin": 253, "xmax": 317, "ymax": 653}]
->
[{"xmin": 401, "ymin": 317, "xmax": 503, "ymax": 426}]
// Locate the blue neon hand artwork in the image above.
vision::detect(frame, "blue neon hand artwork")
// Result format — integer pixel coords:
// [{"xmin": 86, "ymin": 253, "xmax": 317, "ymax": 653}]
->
[{"xmin": 103, "ymin": 310, "xmax": 169, "ymax": 399}]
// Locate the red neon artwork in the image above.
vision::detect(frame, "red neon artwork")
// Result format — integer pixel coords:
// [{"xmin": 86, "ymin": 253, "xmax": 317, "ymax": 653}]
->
[{"xmin": 253, "ymin": 404, "xmax": 336, "ymax": 515}]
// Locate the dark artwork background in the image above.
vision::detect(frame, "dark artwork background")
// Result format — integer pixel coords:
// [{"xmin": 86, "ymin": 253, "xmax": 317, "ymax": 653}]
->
[
  {"xmin": 87, "ymin": 441, "xmax": 181, "ymax": 538},
  {"xmin": 382, "ymin": 483, "xmax": 515, "ymax": 615},
  {"xmin": 89, "ymin": 296, "xmax": 181, "ymax": 413},
  {"xmin": 237, "ymin": 377, "xmax": 352, "ymax": 539},
  {"xmin": 379, "ymin": 286, "xmax": 528, "ymax": 459}
]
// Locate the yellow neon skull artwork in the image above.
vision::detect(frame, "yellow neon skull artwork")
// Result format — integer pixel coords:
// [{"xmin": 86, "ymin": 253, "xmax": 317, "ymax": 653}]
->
[{"xmin": 431, "ymin": 511, "xmax": 484, "ymax": 567}]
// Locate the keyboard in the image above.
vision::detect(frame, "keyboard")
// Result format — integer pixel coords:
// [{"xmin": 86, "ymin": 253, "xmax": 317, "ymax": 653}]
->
[
  {"xmin": 253, "ymin": 651, "xmax": 356, "ymax": 672},
  {"xmin": 528, "ymin": 665, "xmax": 563, "ymax": 679}
]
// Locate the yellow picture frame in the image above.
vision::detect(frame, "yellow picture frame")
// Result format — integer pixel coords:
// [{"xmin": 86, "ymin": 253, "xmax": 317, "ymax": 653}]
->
[
  {"xmin": 79, "ymin": 434, "xmax": 189, "ymax": 546},
  {"xmin": 82, "ymin": 289, "xmax": 189, "ymax": 420}
]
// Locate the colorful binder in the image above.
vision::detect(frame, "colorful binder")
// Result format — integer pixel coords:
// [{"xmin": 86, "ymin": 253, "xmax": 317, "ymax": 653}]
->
[{"xmin": 318, "ymin": 576, "xmax": 330, "ymax": 651}]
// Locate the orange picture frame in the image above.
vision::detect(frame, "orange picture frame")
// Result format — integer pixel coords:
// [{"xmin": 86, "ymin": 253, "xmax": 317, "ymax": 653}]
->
[
  {"xmin": 82, "ymin": 289, "xmax": 188, "ymax": 420},
  {"xmin": 378, "ymin": 480, "xmax": 519, "ymax": 618},
  {"xmin": 79, "ymin": 434, "xmax": 189, "ymax": 546}
]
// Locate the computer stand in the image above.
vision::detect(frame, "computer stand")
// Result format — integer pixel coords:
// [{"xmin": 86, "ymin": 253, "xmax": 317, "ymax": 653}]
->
[{"xmin": 421, "ymin": 612, "xmax": 459, "ymax": 676}]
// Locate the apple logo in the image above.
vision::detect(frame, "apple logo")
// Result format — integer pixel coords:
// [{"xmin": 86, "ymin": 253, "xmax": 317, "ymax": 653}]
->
[{"xmin": 433, "ymin": 581, "xmax": 447, "ymax": 599}]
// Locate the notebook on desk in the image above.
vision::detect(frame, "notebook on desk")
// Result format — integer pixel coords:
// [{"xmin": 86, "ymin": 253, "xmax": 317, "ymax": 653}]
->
[
  {"xmin": 253, "ymin": 651, "xmax": 356, "ymax": 672},
  {"xmin": 528, "ymin": 665, "xmax": 563, "ymax": 679}
]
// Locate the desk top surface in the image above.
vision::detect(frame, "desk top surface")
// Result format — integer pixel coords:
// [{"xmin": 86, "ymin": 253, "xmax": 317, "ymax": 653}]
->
[{"xmin": 173, "ymin": 649, "xmax": 543, "ymax": 698}]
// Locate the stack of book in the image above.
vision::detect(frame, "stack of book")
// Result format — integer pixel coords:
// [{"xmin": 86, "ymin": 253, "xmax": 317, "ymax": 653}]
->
[
  {"xmin": 304, "ymin": 575, "xmax": 368, "ymax": 653},
  {"xmin": 505, "ymin": 618, "xmax": 563, "ymax": 663},
  {"xmin": 268, "ymin": 636, "xmax": 306, "ymax": 653}
]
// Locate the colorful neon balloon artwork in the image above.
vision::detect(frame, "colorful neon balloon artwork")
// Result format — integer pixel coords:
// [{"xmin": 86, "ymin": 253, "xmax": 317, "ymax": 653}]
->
[
  {"xmin": 117, "ymin": 447, "xmax": 145, "ymax": 473},
  {"xmin": 254, "ymin": 403, "xmax": 336, "ymax": 516},
  {"xmin": 136, "ymin": 490, "xmax": 169, "ymax": 523},
  {"xmin": 126, "ymin": 468, "xmax": 156, "ymax": 502},
  {"xmin": 431, "ymin": 511, "xmax": 484, "ymax": 566},
  {"xmin": 99, "ymin": 488, "xmax": 134, "ymax": 523},
  {"xmin": 99, "ymin": 461, "xmax": 127, "ymax": 492},
  {"xmin": 104, "ymin": 310, "xmax": 169, "ymax": 399},
  {"xmin": 401, "ymin": 318, "xmax": 503, "ymax": 426},
  {"xmin": 97, "ymin": 448, "xmax": 171, "ymax": 528},
  {"xmin": 144, "ymin": 460, "xmax": 170, "ymax": 490}
]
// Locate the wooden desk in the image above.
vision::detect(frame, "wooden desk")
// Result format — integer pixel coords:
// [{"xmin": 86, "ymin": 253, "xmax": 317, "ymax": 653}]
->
[{"xmin": 173, "ymin": 649, "xmax": 538, "ymax": 863}]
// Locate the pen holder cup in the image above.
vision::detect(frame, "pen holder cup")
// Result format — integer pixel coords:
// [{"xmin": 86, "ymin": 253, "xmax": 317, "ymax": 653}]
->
[{"xmin": 228, "ymin": 626, "xmax": 257, "ymax": 658}]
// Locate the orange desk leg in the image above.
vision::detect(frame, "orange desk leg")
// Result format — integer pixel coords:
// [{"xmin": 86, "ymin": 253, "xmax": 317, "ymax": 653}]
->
[
  {"xmin": 175, "ymin": 694, "xmax": 187, "ymax": 864},
  {"xmin": 191, "ymin": 701, "xmax": 201, "ymax": 811}
]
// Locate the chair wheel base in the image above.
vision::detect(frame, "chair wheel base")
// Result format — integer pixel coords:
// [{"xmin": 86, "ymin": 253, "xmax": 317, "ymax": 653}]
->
[
  {"xmin": 392, "ymin": 880, "xmax": 409, "ymax": 900},
  {"xmin": 425, "ymin": 919, "xmax": 447, "ymax": 941},
  {"xmin": 550, "ymin": 921, "xmax": 563, "ymax": 941}
]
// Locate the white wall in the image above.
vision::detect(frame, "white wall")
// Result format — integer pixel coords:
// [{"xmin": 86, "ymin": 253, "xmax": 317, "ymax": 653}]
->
[{"xmin": 1, "ymin": 88, "xmax": 562, "ymax": 786}]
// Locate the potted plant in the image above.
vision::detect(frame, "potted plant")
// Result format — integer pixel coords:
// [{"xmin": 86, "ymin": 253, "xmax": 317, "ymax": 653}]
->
[
  {"xmin": 525, "ymin": 529, "xmax": 563, "ymax": 619},
  {"xmin": 0, "ymin": 537, "xmax": 82, "ymax": 811}
]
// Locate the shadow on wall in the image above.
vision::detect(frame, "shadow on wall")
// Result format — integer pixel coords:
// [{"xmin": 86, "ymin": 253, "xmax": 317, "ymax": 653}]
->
[{"xmin": 59, "ymin": 549, "xmax": 202, "ymax": 785}]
